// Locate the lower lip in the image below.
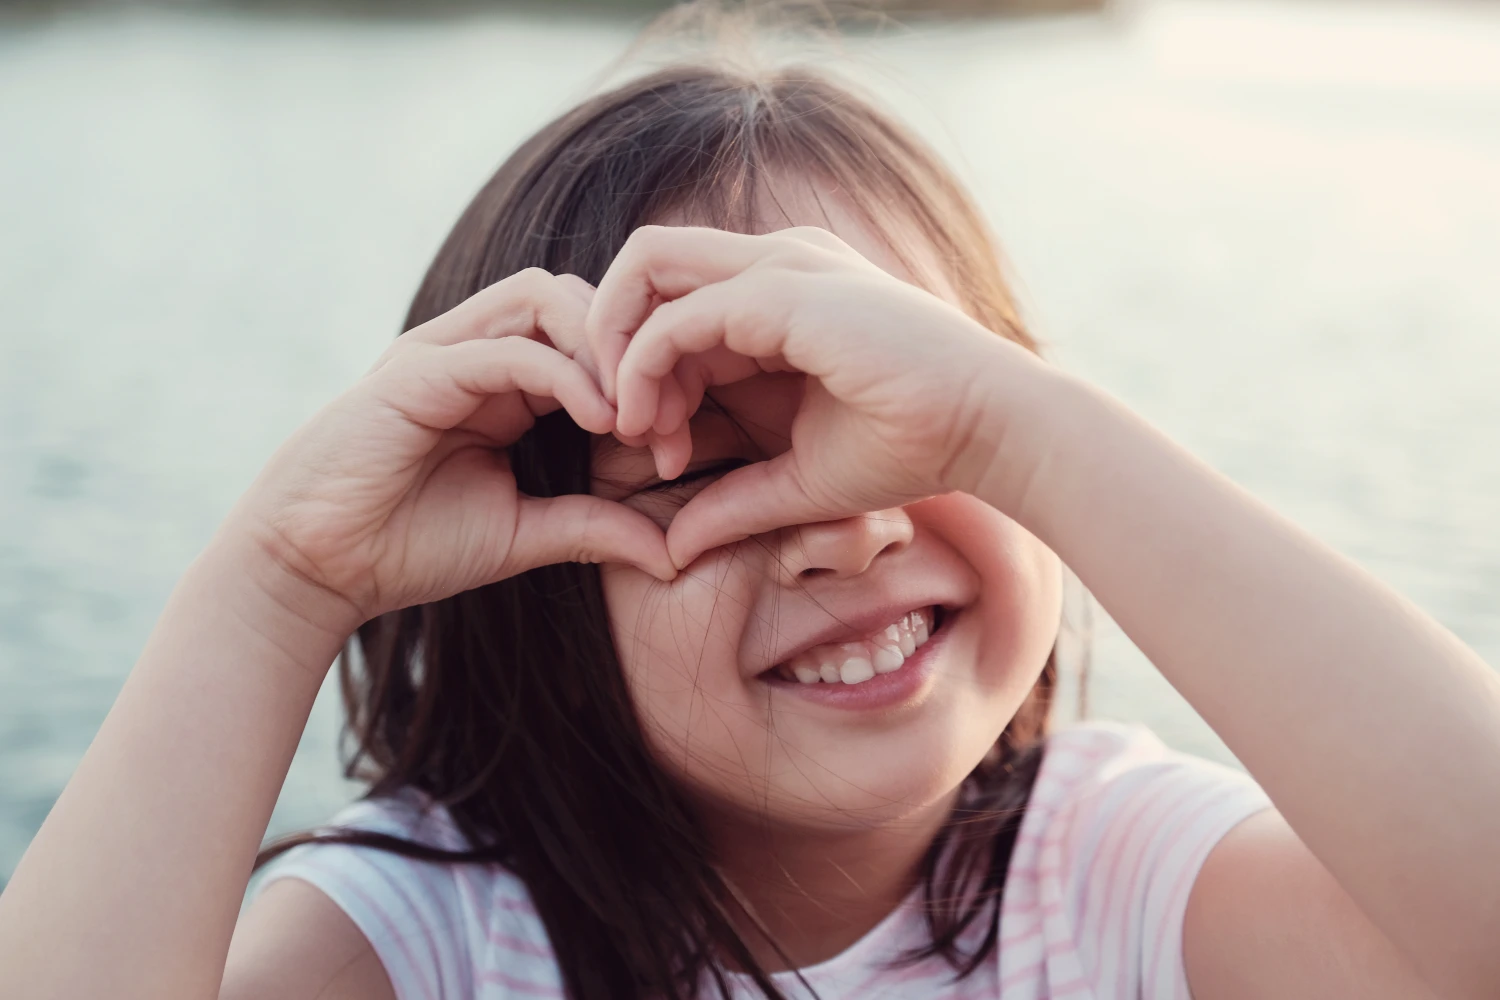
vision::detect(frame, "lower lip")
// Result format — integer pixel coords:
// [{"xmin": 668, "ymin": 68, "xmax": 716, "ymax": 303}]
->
[{"xmin": 756, "ymin": 611, "xmax": 955, "ymax": 713}]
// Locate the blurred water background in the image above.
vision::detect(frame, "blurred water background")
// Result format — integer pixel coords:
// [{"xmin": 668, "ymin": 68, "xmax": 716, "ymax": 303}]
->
[{"xmin": 3, "ymin": 0, "xmax": 1500, "ymax": 883}]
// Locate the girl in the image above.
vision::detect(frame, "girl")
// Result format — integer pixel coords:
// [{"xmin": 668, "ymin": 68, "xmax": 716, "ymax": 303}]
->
[{"xmin": 3, "ymin": 41, "xmax": 1499, "ymax": 1000}]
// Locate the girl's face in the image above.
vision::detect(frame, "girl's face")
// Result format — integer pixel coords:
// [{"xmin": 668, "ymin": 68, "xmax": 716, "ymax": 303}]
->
[{"xmin": 593, "ymin": 194, "xmax": 1063, "ymax": 835}]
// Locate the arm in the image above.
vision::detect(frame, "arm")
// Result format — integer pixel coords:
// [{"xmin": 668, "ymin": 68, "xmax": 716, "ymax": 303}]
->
[
  {"xmin": 0, "ymin": 538, "xmax": 353, "ymax": 1000},
  {"xmin": 0, "ymin": 270, "xmax": 673, "ymax": 1000},
  {"xmin": 1184, "ymin": 810, "xmax": 1440, "ymax": 1000},
  {"xmin": 987, "ymin": 367, "xmax": 1500, "ymax": 1000},
  {"xmin": 580, "ymin": 222, "xmax": 1500, "ymax": 997},
  {"xmin": 221, "ymin": 879, "xmax": 396, "ymax": 1000}
]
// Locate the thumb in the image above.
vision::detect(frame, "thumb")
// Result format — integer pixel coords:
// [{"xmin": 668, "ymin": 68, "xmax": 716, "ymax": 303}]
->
[
  {"xmin": 509, "ymin": 494, "xmax": 676, "ymax": 582},
  {"xmin": 666, "ymin": 453, "xmax": 846, "ymax": 569}
]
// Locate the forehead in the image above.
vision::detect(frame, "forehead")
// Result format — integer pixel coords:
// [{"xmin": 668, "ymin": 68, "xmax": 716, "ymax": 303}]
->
[{"xmin": 656, "ymin": 171, "xmax": 962, "ymax": 305}]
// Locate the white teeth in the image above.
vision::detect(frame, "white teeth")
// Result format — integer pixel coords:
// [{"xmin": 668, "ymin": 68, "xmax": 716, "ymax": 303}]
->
[
  {"xmin": 771, "ymin": 606, "xmax": 941, "ymax": 687},
  {"xmin": 871, "ymin": 645, "xmax": 904, "ymax": 673},
  {"xmin": 839, "ymin": 658, "xmax": 875, "ymax": 684}
]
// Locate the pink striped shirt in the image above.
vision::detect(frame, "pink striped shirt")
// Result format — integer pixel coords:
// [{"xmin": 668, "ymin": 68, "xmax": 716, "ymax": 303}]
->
[{"xmin": 258, "ymin": 721, "xmax": 1270, "ymax": 999}]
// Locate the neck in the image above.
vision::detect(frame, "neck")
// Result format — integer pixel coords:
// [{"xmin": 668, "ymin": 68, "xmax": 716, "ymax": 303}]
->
[{"xmin": 701, "ymin": 790, "xmax": 958, "ymax": 972}]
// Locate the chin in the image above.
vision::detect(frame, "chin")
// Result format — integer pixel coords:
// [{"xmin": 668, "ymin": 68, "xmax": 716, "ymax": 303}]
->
[{"xmin": 671, "ymin": 698, "xmax": 1014, "ymax": 835}]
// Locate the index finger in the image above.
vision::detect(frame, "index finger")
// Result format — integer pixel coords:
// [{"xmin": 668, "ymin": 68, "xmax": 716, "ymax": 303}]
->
[
  {"xmin": 370, "ymin": 268, "xmax": 595, "ymax": 379},
  {"xmin": 587, "ymin": 225, "xmax": 772, "ymax": 400}
]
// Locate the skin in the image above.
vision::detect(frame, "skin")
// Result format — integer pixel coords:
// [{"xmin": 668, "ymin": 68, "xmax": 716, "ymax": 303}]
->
[
  {"xmin": 590, "ymin": 187, "xmax": 1062, "ymax": 965},
  {"xmin": 2, "ymin": 175, "xmax": 1497, "ymax": 1000}
]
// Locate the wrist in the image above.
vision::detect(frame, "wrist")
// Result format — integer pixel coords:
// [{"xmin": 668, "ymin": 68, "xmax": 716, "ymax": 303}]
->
[
  {"xmin": 943, "ymin": 337, "xmax": 1083, "ymax": 516},
  {"xmin": 187, "ymin": 524, "xmax": 362, "ymax": 679}
]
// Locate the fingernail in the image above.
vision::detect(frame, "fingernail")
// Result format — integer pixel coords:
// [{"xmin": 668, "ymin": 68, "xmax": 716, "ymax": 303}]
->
[{"xmin": 649, "ymin": 439, "xmax": 670, "ymax": 480}]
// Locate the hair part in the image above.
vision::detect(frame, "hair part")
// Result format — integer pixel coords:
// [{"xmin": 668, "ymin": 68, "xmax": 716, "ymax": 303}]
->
[{"xmin": 258, "ymin": 59, "xmax": 1062, "ymax": 1000}]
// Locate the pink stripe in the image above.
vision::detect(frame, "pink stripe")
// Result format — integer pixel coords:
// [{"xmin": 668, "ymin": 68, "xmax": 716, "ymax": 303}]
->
[
  {"xmin": 999, "ymin": 934, "xmax": 1092, "ymax": 991},
  {"xmin": 1046, "ymin": 970, "xmax": 1089, "ymax": 992},
  {"xmin": 1081, "ymin": 773, "xmax": 1185, "ymax": 945},
  {"xmin": 1143, "ymin": 791, "xmax": 1261, "ymax": 996},
  {"xmin": 999, "ymin": 956, "xmax": 1046, "ymax": 991},
  {"xmin": 361, "ymin": 856, "xmax": 451, "ymax": 994},
  {"xmin": 492, "ymin": 892, "xmax": 539, "ymax": 915},
  {"xmin": 413, "ymin": 859, "xmax": 503, "ymax": 995},
  {"xmin": 1083, "ymin": 773, "xmax": 1209, "ymax": 996},
  {"xmin": 490, "ymin": 930, "xmax": 554, "ymax": 959},
  {"xmin": 1128, "ymin": 785, "xmax": 1248, "ymax": 995},
  {"xmin": 449, "ymin": 861, "xmax": 486, "ymax": 992},
  {"xmin": 998, "ymin": 897, "xmax": 1064, "ymax": 918},
  {"xmin": 999, "ymin": 920, "xmax": 1044, "ymax": 947},
  {"xmin": 329, "ymin": 868, "xmax": 437, "ymax": 1000},
  {"xmin": 1004, "ymin": 742, "xmax": 1122, "ymax": 861},
  {"xmin": 478, "ymin": 967, "xmax": 564, "ymax": 996}
]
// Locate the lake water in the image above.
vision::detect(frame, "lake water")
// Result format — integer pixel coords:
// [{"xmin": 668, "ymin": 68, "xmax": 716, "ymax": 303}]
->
[{"xmin": 3, "ymin": 0, "xmax": 1499, "ymax": 881}]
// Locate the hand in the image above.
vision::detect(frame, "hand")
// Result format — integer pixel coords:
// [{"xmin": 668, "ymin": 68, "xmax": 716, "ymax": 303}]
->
[
  {"xmin": 230, "ymin": 268, "xmax": 677, "ymax": 634},
  {"xmin": 586, "ymin": 225, "xmax": 1053, "ymax": 568}
]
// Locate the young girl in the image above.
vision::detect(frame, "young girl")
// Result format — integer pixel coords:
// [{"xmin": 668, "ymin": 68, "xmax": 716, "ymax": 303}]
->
[{"xmin": 3, "ymin": 43, "xmax": 1499, "ymax": 1000}]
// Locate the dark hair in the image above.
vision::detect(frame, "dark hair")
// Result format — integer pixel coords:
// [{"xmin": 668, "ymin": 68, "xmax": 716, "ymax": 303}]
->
[{"xmin": 258, "ymin": 59, "xmax": 1066, "ymax": 1000}]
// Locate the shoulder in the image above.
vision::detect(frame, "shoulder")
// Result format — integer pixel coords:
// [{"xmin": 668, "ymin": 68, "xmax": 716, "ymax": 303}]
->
[
  {"xmin": 250, "ymin": 791, "xmax": 562, "ymax": 1000},
  {"xmin": 1026, "ymin": 720, "xmax": 1266, "ymax": 821},
  {"xmin": 996, "ymin": 721, "xmax": 1273, "ymax": 999}
]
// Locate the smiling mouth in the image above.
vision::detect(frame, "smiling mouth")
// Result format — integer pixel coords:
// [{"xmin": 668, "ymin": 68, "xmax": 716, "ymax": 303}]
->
[{"xmin": 761, "ymin": 606, "xmax": 947, "ymax": 687}]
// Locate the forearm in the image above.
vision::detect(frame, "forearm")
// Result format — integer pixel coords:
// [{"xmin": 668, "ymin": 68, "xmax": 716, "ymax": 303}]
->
[
  {"xmin": 0, "ymin": 532, "xmax": 351, "ymax": 1000},
  {"xmin": 988, "ymin": 369, "xmax": 1500, "ymax": 998}
]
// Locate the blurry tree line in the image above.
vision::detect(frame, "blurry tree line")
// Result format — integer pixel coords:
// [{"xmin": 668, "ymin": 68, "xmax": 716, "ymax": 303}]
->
[{"xmin": 0, "ymin": 0, "xmax": 1106, "ymax": 19}]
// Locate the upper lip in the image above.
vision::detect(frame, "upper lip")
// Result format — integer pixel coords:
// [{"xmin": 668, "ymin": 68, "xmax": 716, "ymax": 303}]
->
[{"xmin": 748, "ymin": 597, "xmax": 958, "ymax": 676}]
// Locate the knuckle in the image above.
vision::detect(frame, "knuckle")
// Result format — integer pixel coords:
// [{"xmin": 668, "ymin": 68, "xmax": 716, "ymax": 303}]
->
[
  {"xmin": 364, "ymin": 342, "xmax": 403, "ymax": 374},
  {"xmin": 506, "ymin": 267, "xmax": 557, "ymax": 309},
  {"xmin": 784, "ymin": 225, "xmax": 828, "ymax": 243},
  {"xmin": 554, "ymin": 272, "xmax": 595, "ymax": 298},
  {"xmin": 782, "ymin": 226, "xmax": 853, "ymax": 267},
  {"xmin": 785, "ymin": 226, "xmax": 839, "ymax": 250},
  {"xmin": 645, "ymin": 294, "xmax": 685, "ymax": 327},
  {"xmin": 371, "ymin": 339, "xmax": 430, "ymax": 377},
  {"xmin": 627, "ymin": 224, "xmax": 670, "ymax": 256},
  {"xmin": 511, "ymin": 265, "xmax": 554, "ymax": 288}
]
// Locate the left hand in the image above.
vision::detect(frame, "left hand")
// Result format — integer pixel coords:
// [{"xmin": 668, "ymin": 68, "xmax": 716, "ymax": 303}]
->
[{"xmin": 585, "ymin": 224, "xmax": 1054, "ymax": 568}]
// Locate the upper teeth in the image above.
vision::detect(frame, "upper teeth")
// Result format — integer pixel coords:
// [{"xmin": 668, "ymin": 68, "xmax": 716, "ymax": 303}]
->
[{"xmin": 776, "ymin": 608, "xmax": 936, "ymax": 686}]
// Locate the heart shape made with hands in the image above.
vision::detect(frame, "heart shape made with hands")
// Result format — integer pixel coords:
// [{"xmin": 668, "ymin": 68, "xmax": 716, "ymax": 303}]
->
[{"xmin": 581, "ymin": 223, "xmax": 1019, "ymax": 571}]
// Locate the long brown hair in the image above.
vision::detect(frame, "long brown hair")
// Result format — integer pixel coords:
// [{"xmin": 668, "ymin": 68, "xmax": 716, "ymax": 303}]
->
[{"xmin": 258, "ymin": 58, "xmax": 1065, "ymax": 999}]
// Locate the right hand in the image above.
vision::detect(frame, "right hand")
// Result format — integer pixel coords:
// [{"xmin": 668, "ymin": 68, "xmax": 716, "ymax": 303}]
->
[{"xmin": 228, "ymin": 268, "xmax": 677, "ymax": 635}]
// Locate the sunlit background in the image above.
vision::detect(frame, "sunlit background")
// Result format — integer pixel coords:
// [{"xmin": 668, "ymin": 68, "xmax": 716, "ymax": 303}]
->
[{"xmin": 3, "ymin": 0, "xmax": 1499, "ymax": 884}]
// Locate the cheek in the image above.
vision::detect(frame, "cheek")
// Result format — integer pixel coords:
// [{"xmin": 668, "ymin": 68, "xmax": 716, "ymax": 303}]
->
[
  {"xmin": 599, "ymin": 551, "xmax": 767, "ymax": 781},
  {"xmin": 917, "ymin": 494, "xmax": 1063, "ymax": 690}
]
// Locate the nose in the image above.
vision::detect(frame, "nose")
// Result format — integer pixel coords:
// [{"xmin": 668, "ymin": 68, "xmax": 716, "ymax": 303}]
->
[{"xmin": 771, "ymin": 508, "xmax": 915, "ymax": 585}]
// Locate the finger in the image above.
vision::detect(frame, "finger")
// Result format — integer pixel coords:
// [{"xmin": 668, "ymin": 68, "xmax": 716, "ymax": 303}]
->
[
  {"xmin": 374, "ymin": 268, "xmax": 592, "ymax": 371},
  {"xmin": 457, "ymin": 390, "xmax": 560, "ymax": 445},
  {"xmin": 371, "ymin": 337, "xmax": 616, "ymax": 439},
  {"xmin": 587, "ymin": 225, "xmax": 777, "ymax": 400},
  {"xmin": 665, "ymin": 452, "xmax": 846, "ymax": 569},
  {"xmin": 509, "ymin": 493, "xmax": 676, "ymax": 582},
  {"xmin": 652, "ymin": 372, "xmax": 689, "ymax": 435},
  {"xmin": 555, "ymin": 272, "xmax": 597, "ymax": 307},
  {"xmin": 548, "ymin": 273, "xmax": 600, "ymax": 369},
  {"xmin": 614, "ymin": 277, "xmax": 792, "ymax": 437},
  {"xmin": 649, "ymin": 424, "xmax": 694, "ymax": 482}
]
